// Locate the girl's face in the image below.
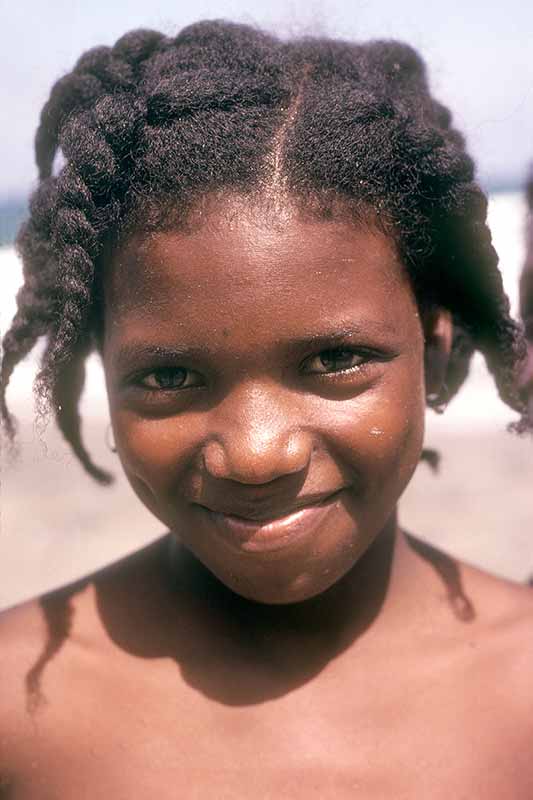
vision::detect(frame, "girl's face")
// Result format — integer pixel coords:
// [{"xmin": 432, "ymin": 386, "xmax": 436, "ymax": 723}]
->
[{"xmin": 103, "ymin": 196, "xmax": 440, "ymax": 604}]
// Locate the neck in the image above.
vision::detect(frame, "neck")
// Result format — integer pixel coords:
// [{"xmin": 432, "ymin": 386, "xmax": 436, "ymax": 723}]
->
[
  {"xmin": 91, "ymin": 514, "xmax": 445, "ymax": 705},
  {"xmin": 166, "ymin": 512, "xmax": 415, "ymax": 642}
]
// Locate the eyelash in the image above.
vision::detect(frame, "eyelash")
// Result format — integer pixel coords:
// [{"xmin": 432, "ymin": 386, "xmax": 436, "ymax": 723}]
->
[
  {"xmin": 137, "ymin": 367, "xmax": 203, "ymax": 392},
  {"xmin": 132, "ymin": 347, "xmax": 378, "ymax": 395},
  {"xmin": 300, "ymin": 347, "xmax": 373, "ymax": 377}
]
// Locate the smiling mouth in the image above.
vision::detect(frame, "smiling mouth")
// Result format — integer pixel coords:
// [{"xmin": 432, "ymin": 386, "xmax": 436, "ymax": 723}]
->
[{"xmin": 197, "ymin": 491, "xmax": 344, "ymax": 553}]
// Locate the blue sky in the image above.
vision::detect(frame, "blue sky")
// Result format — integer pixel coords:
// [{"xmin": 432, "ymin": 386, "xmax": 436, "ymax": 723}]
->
[{"xmin": 3, "ymin": 0, "xmax": 532, "ymax": 197}]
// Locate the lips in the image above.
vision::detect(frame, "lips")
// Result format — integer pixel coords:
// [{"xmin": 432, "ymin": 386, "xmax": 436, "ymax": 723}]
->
[
  {"xmin": 197, "ymin": 490, "xmax": 342, "ymax": 522},
  {"xmin": 196, "ymin": 490, "xmax": 344, "ymax": 554}
]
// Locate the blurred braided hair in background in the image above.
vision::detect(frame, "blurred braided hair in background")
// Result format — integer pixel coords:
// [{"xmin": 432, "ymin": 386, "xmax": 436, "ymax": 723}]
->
[
  {"xmin": 520, "ymin": 166, "xmax": 533, "ymax": 340},
  {"xmin": 518, "ymin": 165, "xmax": 533, "ymax": 413},
  {"xmin": 1, "ymin": 20, "xmax": 531, "ymax": 483}
]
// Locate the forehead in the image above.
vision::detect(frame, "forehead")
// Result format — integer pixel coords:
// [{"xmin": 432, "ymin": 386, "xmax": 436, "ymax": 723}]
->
[{"xmin": 104, "ymin": 196, "xmax": 417, "ymax": 347}]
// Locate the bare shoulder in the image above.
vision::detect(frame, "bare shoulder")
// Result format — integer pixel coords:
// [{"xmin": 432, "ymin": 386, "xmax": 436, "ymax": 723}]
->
[
  {"xmin": 408, "ymin": 538, "xmax": 533, "ymax": 792},
  {"xmin": 460, "ymin": 559, "xmax": 533, "ymax": 632},
  {"xmin": 0, "ymin": 576, "xmax": 93, "ymax": 664},
  {"xmin": 0, "ymin": 542, "xmax": 168, "ymax": 763},
  {"xmin": 408, "ymin": 534, "xmax": 533, "ymax": 704},
  {"xmin": 458, "ymin": 560, "xmax": 533, "ymax": 708},
  {"xmin": 456, "ymin": 564, "xmax": 533, "ymax": 797},
  {"xmin": 0, "ymin": 580, "xmax": 98, "ymax": 775},
  {"xmin": 0, "ymin": 596, "xmax": 51, "ymax": 686},
  {"xmin": 0, "ymin": 595, "xmax": 47, "ymax": 637},
  {"xmin": 0, "ymin": 598, "xmax": 52, "ymax": 783}
]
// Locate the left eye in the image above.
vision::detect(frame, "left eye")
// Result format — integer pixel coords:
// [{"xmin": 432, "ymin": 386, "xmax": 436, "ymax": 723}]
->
[
  {"xmin": 302, "ymin": 348, "xmax": 366, "ymax": 374},
  {"xmin": 139, "ymin": 367, "xmax": 201, "ymax": 390}
]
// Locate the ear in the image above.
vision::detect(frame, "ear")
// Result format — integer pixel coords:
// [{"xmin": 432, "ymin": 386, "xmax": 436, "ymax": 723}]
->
[{"xmin": 423, "ymin": 307, "xmax": 453, "ymax": 397}]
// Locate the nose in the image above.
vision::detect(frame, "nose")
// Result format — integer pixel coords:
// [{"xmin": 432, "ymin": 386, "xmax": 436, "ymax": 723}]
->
[{"xmin": 201, "ymin": 382, "xmax": 313, "ymax": 485}]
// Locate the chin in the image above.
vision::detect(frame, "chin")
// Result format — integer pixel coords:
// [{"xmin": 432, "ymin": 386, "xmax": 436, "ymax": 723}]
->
[{"xmin": 204, "ymin": 556, "xmax": 357, "ymax": 606}]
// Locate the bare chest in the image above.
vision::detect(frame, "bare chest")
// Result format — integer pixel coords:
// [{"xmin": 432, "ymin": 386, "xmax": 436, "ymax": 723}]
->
[{"xmin": 5, "ymin": 658, "xmax": 531, "ymax": 800}]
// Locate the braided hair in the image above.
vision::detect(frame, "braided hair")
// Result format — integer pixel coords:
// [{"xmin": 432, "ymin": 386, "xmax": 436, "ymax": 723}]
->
[
  {"xmin": 1, "ymin": 21, "xmax": 530, "ymax": 483},
  {"xmin": 520, "ymin": 166, "xmax": 533, "ymax": 340}
]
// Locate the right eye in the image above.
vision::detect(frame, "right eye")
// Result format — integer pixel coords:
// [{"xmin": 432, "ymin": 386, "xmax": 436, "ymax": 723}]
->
[{"xmin": 138, "ymin": 367, "xmax": 203, "ymax": 391}]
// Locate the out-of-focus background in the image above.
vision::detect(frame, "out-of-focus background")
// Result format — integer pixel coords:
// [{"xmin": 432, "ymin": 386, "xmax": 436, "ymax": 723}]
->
[{"xmin": 1, "ymin": 0, "xmax": 532, "ymax": 611}]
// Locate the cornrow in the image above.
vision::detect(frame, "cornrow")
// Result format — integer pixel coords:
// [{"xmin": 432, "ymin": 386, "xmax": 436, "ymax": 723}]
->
[{"xmin": 2, "ymin": 21, "xmax": 531, "ymax": 481}]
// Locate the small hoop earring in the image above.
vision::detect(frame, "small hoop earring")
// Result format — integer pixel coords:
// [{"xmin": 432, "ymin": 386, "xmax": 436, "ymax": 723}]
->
[
  {"xmin": 427, "ymin": 383, "xmax": 449, "ymax": 414},
  {"xmin": 106, "ymin": 424, "xmax": 117, "ymax": 453}
]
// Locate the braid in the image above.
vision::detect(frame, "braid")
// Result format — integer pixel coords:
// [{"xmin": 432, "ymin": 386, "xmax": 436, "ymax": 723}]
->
[
  {"xmin": 520, "ymin": 166, "xmax": 533, "ymax": 340},
  {"xmin": 1, "ymin": 179, "xmax": 59, "ymax": 435},
  {"xmin": 50, "ymin": 338, "xmax": 112, "ymax": 485},
  {"xmin": 2, "ymin": 31, "xmax": 168, "ymax": 466},
  {"xmin": 35, "ymin": 29, "xmax": 168, "ymax": 180},
  {"xmin": 417, "ymin": 184, "xmax": 527, "ymax": 424},
  {"xmin": 2, "ymin": 22, "xmax": 531, "ymax": 482}
]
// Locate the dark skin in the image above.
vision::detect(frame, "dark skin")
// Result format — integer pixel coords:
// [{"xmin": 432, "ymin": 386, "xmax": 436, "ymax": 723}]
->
[{"xmin": 1, "ymin": 195, "xmax": 532, "ymax": 799}]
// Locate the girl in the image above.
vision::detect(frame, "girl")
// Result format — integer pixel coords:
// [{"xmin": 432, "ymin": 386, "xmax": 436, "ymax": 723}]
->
[{"xmin": 1, "ymin": 20, "xmax": 532, "ymax": 798}]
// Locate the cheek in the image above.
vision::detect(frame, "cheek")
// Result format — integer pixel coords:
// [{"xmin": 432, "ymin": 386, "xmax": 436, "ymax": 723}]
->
[
  {"xmin": 330, "ymin": 364, "xmax": 426, "ymax": 497},
  {"xmin": 110, "ymin": 412, "xmax": 204, "ymax": 512}
]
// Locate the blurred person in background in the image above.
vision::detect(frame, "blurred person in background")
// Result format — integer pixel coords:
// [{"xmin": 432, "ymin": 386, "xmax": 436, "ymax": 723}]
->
[{"xmin": 519, "ymin": 168, "xmax": 533, "ymax": 415}]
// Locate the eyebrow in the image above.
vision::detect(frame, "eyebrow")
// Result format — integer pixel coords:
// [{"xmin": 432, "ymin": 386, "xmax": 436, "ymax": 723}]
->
[
  {"xmin": 112, "ymin": 321, "xmax": 400, "ymax": 371},
  {"xmin": 111, "ymin": 343, "xmax": 210, "ymax": 373},
  {"xmin": 300, "ymin": 321, "xmax": 399, "ymax": 342}
]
